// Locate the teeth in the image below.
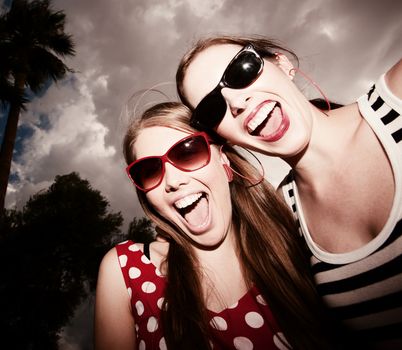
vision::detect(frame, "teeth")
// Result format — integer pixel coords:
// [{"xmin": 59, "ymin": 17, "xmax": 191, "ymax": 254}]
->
[
  {"xmin": 174, "ymin": 193, "xmax": 202, "ymax": 209},
  {"xmin": 247, "ymin": 102, "xmax": 276, "ymax": 132}
]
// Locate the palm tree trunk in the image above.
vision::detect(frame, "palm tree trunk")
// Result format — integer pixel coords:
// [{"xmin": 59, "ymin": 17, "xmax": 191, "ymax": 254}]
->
[{"xmin": 0, "ymin": 74, "xmax": 25, "ymax": 216}]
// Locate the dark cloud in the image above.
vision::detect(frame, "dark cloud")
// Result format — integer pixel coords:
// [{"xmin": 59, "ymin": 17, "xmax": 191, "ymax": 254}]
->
[{"xmin": 7, "ymin": 0, "xmax": 401, "ymax": 224}]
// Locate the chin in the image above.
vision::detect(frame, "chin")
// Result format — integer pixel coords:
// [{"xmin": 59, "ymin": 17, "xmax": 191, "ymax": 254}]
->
[{"xmin": 193, "ymin": 229, "xmax": 227, "ymax": 248}]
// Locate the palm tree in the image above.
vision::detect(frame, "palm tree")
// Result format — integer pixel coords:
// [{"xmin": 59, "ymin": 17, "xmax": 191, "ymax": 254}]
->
[{"xmin": 0, "ymin": 0, "xmax": 75, "ymax": 216}]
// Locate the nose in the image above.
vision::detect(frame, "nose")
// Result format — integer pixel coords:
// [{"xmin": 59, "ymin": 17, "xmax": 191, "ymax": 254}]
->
[
  {"xmin": 164, "ymin": 162, "xmax": 190, "ymax": 192},
  {"xmin": 221, "ymin": 88, "xmax": 249, "ymax": 117}
]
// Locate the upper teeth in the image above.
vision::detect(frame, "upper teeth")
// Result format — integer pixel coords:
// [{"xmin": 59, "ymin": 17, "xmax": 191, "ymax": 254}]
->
[
  {"xmin": 174, "ymin": 193, "xmax": 202, "ymax": 209},
  {"xmin": 247, "ymin": 102, "xmax": 276, "ymax": 132}
]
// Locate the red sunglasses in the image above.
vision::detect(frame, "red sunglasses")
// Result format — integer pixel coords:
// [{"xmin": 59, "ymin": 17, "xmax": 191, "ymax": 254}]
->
[{"xmin": 126, "ymin": 132, "xmax": 213, "ymax": 192}]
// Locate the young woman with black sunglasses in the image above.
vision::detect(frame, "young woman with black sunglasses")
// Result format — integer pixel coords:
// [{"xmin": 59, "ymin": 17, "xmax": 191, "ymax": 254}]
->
[
  {"xmin": 94, "ymin": 102, "xmax": 336, "ymax": 349},
  {"xmin": 176, "ymin": 35, "xmax": 402, "ymax": 349}
]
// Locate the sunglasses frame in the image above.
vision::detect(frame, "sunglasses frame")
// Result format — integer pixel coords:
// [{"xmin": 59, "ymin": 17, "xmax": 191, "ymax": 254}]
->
[
  {"xmin": 126, "ymin": 132, "xmax": 213, "ymax": 192},
  {"xmin": 190, "ymin": 44, "xmax": 264, "ymax": 131}
]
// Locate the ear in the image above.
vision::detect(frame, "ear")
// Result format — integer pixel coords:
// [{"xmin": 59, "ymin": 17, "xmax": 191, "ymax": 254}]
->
[
  {"xmin": 219, "ymin": 147, "xmax": 233, "ymax": 182},
  {"xmin": 275, "ymin": 53, "xmax": 295, "ymax": 80}
]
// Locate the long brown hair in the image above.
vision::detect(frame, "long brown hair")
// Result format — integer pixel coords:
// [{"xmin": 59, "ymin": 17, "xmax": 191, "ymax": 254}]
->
[{"xmin": 123, "ymin": 102, "xmax": 333, "ymax": 349}]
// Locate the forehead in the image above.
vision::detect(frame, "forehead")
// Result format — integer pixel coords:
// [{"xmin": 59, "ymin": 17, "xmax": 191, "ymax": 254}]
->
[
  {"xmin": 133, "ymin": 126, "xmax": 190, "ymax": 159},
  {"xmin": 183, "ymin": 44, "xmax": 243, "ymax": 105}
]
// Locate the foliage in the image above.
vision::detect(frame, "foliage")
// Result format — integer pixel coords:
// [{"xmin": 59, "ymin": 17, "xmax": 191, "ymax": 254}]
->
[
  {"xmin": 0, "ymin": 172, "xmax": 123, "ymax": 349},
  {"xmin": 126, "ymin": 216, "xmax": 156, "ymax": 244},
  {"xmin": 0, "ymin": 0, "xmax": 75, "ymax": 103},
  {"xmin": 0, "ymin": 0, "xmax": 75, "ymax": 214}
]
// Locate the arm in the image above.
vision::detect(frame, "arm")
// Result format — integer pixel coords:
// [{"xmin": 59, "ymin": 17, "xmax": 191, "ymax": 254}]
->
[
  {"xmin": 94, "ymin": 248, "xmax": 136, "ymax": 350},
  {"xmin": 385, "ymin": 58, "xmax": 402, "ymax": 99}
]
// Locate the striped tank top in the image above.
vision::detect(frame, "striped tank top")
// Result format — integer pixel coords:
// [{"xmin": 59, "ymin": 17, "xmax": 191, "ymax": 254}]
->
[{"xmin": 280, "ymin": 74, "xmax": 402, "ymax": 349}]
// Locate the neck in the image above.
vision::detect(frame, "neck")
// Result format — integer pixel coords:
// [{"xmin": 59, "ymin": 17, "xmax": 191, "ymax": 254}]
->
[
  {"xmin": 195, "ymin": 224, "xmax": 239, "ymax": 267},
  {"xmin": 285, "ymin": 103, "xmax": 362, "ymax": 188},
  {"xmin": 194, "ymin": 226, "xmax": 247, "ymax": 312}
]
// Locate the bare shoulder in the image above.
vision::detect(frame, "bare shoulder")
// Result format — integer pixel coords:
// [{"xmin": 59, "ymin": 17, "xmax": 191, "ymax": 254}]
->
[
  {"xmin": 385, "ymin": 58, "xmax": 402, "ymax": 98},
  {"xmin": 97, "ymin": 247, "xmax": 127, "ymax": 294},
  {"xmin": 99, "ymin": 247, "xmax": 119, "ymax": 272},
  {"xmin": 95, "ymin": 247, "xmax": 136, "ymax": 350}
]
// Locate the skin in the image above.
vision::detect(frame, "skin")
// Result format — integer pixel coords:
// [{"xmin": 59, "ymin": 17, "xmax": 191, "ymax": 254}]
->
[
  {"xmin": 94, "ymin": 126, "xmax": 247, "ymax": 349},
  {"xmin": 183, "ymin": 44, "xmax": 316, "ymax": 160},
  {"xmin": 183, "ymin": 44, "xmax": 402, "ymax": 253},
  {"xmin": 133, "ymin": 127, "xmax": 233, "ymax": 247}
]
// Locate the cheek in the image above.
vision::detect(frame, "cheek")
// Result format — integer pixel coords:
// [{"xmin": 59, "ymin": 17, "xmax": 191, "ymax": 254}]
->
[
  {"xmin": 217, "ymin": 116, "xmax": 235, "ymax": 137},
  {"xmin": 216, "ymin": 115, "xmax": 244, "ymax": 146},
  {"xmin": 199, "ymin": 153, "xmax": 232, "ymax": 190},
  {"xmin": 146, "ymin": 191, "xmax": 168, "ymax": 216},
  {"xmin": 207, "ymin": 161, "xmax": 232, "ymax": 200}
]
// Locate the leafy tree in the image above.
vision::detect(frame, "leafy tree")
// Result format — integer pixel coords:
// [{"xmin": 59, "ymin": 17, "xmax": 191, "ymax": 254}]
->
[
  {"xmin": 126, "ymin": 216, "xmax": 156, "ymax": 244},
  {"xmin": 0, "ymin": 172, "xmax": 123, "ymax": 349},
  {"xmin": 0, "ymin": 0, "xmax": 75, "ymax": 215}
]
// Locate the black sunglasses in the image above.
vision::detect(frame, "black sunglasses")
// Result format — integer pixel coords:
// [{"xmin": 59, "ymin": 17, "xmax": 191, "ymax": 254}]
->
[{"xmin": 190, "ymin": 44, "xmax": 264, "ymax": 131}]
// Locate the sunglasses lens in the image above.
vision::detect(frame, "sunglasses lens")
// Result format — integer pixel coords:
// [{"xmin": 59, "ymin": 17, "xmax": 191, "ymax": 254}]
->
[
  {"xmin": 169, "ymin": 135, "xmax": 210, "ymax": 170},
  {"xmin": 224, "ymin": 51, "xmax": 262, "ymax": 88},
  {"xmin": 191, "ymin": 90, "xmax": 227, "ymax": 130},
  {"xmin": 192, "ymin": 47, "xmax": 263, "ymax": 131},
  {"xmin": 130, "ymin": 158, "xmax": 163, "ymax": 191}
]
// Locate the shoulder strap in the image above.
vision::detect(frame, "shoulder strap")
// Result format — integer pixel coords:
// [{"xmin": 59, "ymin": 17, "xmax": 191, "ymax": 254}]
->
[{"xmin": 143, "ymin": 242, "xmax": 150, "ymax": 260}]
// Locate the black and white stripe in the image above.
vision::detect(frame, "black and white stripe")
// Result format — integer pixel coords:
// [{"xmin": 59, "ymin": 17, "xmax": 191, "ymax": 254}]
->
[{"xmin": 281, "ymin": 80, "xmax": 402, "ymax": 348}]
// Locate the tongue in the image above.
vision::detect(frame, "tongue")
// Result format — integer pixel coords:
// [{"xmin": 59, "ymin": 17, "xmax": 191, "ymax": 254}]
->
[
  {"xmin": 258, "ymin": 106, "xmax": 283, "ymax": 137},
  {"xmin": 184, "ymin": 197, "xmax": 208, "ymax": 227}
]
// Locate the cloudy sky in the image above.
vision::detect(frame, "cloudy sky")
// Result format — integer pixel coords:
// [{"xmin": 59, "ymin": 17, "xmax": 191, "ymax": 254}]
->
[
  {"xmin": 1, "ymin": 0, "xmax": 401, "ymax": 348},
  {"xmin": 2, "ymin": 0, "xmax": 402, "ymax": 226}
]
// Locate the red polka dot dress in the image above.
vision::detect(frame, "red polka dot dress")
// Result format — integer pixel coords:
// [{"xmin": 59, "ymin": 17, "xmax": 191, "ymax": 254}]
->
[{"xmin": 116, "ymin": 240, "xmax": 290, "ymax": 350}]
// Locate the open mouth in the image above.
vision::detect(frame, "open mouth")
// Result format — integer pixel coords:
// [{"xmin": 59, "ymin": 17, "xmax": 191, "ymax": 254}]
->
[
  {"xmin": 247, "ymin": 100, "xmax": 289, "ymax": 140},
  {"xmin": 247, "ymin": 101, "xmax": 277, "ymax": 135},
  {"xmin": 174, "ymin": 192, "xmax": 209, "ymax": 228}
]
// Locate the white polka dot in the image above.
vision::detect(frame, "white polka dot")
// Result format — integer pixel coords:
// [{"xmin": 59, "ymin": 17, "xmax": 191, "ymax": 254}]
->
[
  {"xmin": 245, "ymin": 311, "xmax": 264, "ymax": 328},
  {"xmin": 141, "ymin": 255, "xmax": 151, "ymax": 264},
  {"xmin": 139, "ymin": 340, "xmax": 146, "ymax": 350},
  {"xmin": 155, "ymin": 268, "xmax": 162, "ymax": 276},
  {"xmin": 256, "ymin": 294, "xmax": 267, "ymax": 305},
  {"xmin": 135, "ymin": 324, "xmax": 139, "ymax": 333},
  {"xmin": 118, "ymin": 254, "xmax": 128, "ymax": 267},
  {"xmin": 159, "ymin": 337, "xmax": 167, "ymax": 350},
  {"xmin": 273, "ymin": 332, "xmax": 291, "ymax": 350},
  {"xmin": 129, "ymin": 267, "xmax": 141, "ymax": 279},
  {"xmin": 210, "ymin": 316, "xmax": 228, "ymax": 331},
  {"xmin": 233, "ymin": 336, "xmax": 254, "ymax": 350},
  {"xmin": 127, "ymin": 287, "xmax": 132, "ymax": 298},
  {"xmin": 128, "ymin": 244, "xmax": 140, "ymax": 251},
  {"xmin": 142, "ymin": 281, "xmax": 156, "ymax": 293},
  {"xmin": 135, "ymin": 300, "xmax": 144, "ymax": 316},
  {"xmin": 147, "ymin": 316, "xmax": 158, "ymax": 332},
  {"xmin": 157, "ymin": 297, "xmax": 164, "ymax": 310}
]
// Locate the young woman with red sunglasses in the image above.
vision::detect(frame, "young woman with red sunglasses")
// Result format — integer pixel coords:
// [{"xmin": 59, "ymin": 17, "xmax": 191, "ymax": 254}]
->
[
  {"xmin": 94, "ymin": 102, "xmax": 336, "ymax": 349},
  {"xmin": 176, "ymin": 35, "xmax": 402, "ymax": 349}
]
